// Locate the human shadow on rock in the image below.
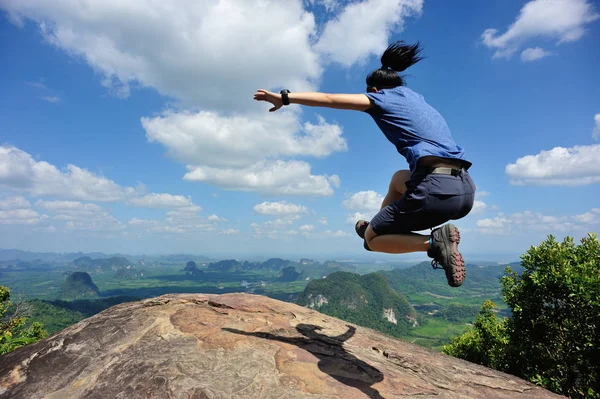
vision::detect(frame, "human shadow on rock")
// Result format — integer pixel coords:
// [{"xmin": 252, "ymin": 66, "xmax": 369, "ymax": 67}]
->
[{"xmin": 223, "ymin": 324, "xmax": 385, "ymax": 399}]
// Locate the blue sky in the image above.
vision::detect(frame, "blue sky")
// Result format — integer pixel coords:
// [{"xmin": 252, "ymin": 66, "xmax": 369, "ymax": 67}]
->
[{"xmin": 0, "ymin": 0, "xmax": 599, "ymax": 261}]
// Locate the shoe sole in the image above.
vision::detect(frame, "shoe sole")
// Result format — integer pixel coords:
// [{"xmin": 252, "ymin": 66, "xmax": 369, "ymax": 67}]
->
[{"xmin": 442, "ymin": 224, "xmax": 465, "ymax": 287}]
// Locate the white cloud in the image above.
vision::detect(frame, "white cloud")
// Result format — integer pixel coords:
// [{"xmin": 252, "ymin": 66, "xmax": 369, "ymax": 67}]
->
[
  {"xmin": 36, "ymin": 200, "xmax": 104, "ymax": 220},
  {"xmin": 472, "ymin": 200, "xmax": 488, "ymax": 214},
  {"xmin": 251, "ymin": 217, "xmax": 298, "ymax": 239},
  {"xmin": 128, "ymin": 210, "xmax": 221, "ymax": 234},
  {"xmin": 476, "ymin": 217, "xmax": 510, "ymax": 234},
  {"xmin": 481, "ymin": 0, "xmax": 599, "ymax": 59},
  {"xmin": 207, "ymin": 214, "xmax": 227, "ymax": 222},
  {"xmin": 343, "ymin": 190, "xmax": 383, "ymax": 223},
  {"xmin": 253, "ymin": 201, "xmax": 308, "ymax": 217},
  {"xmin": 322, "ymin": 229, "xmax": 351, "ymax": 238},
  {"xmin": 346, "ymin": 211, "xmax": 373, "ymax": 225},
  {"xmin": 142, "ymin": 110, "xmax": 346, "ymax": 195},
  {"xmin": 2, "ymin": 1, "xmax": 427, "ymax": 198},
  {"xmin": 183, "ymin": 160, "xmax": 340, "ymax": 196},
  {"xmin": 0, "ymin": 146, "xmax": 212, "ymax": 219},
  {"xmin": 470, "ymin": 191, "xmax": 491, "ymax": 214},
  {"xmin": 477, "ymin": 208, "xmax": 600, "ymax": 235},
  {"xmin": 40, "ymin": 96, "xmax": 60, "ymax": 103},
  {"xmin": 317, "ymin": 216, "xmax": 328, "ymax": 225},
  {"xmin": 65, "ymin": 216, "xmax": 124, "ymax": 232},
  {"xmin": 299, "ymin": 224, "xmax": 316, "ymax": 232},
  {"xmin": 506, "ymin": 144, "xmax": 600, "ymax": 185},
  {"xmin": 0, "ymin": 208, "xmax": 44, "ymax": 225},
  {"xmin": 218, "ymin": 228, "xmax": 239, "ymax": 235},
  {"xmin": 35, "ymin": 200, "xmax": 125, "ymax": 233},
  {"xmin": 343, "ymin": 190, "xmax": 383, "ymax": 211},
  {"xmin": 0, "ymin": 196, "xmax": 31, "ymax": 210},
  {"xmin": 315, "ymin": 0, "xmax": 423, "ymax": 67},
  {"xmin": 0, "ymin": 145, "xmax": 141, "ymax": 201},
  {"xmin": 1, "ymin": 0, "xmax": 322, "ymax": 110},
  {"xmin": 593, "ymin": 114, "xmax": 600, "ymax": 140},
  {"xmin": 127, "ymin": 193, "xmax": 199, "ymax": 209},
  {"xmin": 520, "ymin": 47, "xmax": 552, "ymax": 62},
  {"xmin": 0, "ymin": 196, "xmax": 45, "ymax": 225},
  {"xmin": 26, "ymin": 80, "xmax": 47, "ymax": 90},
  {"xmin": 142, "ymin": 111, "xmax": 346, "ymax": 168}
]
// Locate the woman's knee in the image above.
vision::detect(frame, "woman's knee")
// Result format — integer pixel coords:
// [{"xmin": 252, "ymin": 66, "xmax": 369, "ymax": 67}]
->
[{"xmin": 364, "ymin": 224, "xmax": 377, "ymax": 244}]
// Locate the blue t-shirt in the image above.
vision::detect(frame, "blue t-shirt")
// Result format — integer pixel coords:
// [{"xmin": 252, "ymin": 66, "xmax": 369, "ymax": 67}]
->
[{"xmin": 365, "ymin": 86, "xmax": 471, "ymax": 173}]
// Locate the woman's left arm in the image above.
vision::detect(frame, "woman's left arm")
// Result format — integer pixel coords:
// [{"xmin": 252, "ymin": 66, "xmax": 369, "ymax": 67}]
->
[{"xmin": 254, "ymin": 89, "xmax": 372, "ymax": 112}]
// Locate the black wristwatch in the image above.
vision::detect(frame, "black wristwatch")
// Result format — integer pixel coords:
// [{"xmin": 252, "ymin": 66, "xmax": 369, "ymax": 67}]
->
[{"xmin": 280, "ymin": 89, "xmax": 291, "ymax": 106}]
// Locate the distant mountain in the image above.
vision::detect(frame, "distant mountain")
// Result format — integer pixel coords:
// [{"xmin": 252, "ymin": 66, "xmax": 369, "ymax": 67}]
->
[
  {"xmin": 276, "ymin": 266, "xmax": 306, "ymax": 282},
  {"xmin": 182, "ymin": 261, "xmax": 204, "ymax": 277},
  {"xmin": 155, "ymin": 254, "xmax": 213, "ymax": 263},
  {"xmin": 0, "ymin": 259, "xmax": 52, "ymax": 270},
  {"xmin": 0, "ymin": 249, "xmax": 215, "ymax": 264},
  {"xmin": 60, "ymin": 272, "xmax": 100, "ymax": 299},
  {"xmin": 114, "ymin": 268, "xmax": 144, "ymax": 280},
  {"xmin": 0, "ymin": 249, "xmax": 111, "ymax": 262},
  {"xmin": 296, "ymin": 271, "xmax": 417, "ymax": 338},
  {"xmin": 208, "ymin": 259, "xmax": 244, "ymax": 272},
  {"xmin": 261, "ymin": 258, "xmax": 293, "ymax": 270},
  {"xmin": 381, "ymin": 261, "xmax": 524, "ymax": 298},
  {"xmin": 71, "ymin": 256, "xmax": 133, "ymax": 273}
]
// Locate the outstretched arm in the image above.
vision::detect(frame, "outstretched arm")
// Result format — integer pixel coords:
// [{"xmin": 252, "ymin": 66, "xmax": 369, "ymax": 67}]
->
[
  {"xmin": 330, "ymin": 325, "xmax": 356, "ymax": 342},
  {"xmin": 254, "ymin": 90, "xmax": 372, "ymax": 112}
]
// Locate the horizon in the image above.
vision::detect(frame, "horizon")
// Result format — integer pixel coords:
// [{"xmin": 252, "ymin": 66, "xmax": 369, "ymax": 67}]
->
[
  {"xmin": 0, "ymin": 247, "xmax": 520, "ymax": 265},
  {"xmin": 1, "ymin": 0, "xmax": 598, "ymax": 259}
]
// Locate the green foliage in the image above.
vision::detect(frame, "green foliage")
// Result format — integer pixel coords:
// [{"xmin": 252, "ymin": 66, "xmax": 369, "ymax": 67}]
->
[
  {"xmin": 502, "ymin": 233, "xmax": 600, "ymax": 398},
  {"xmin": 1, "ymin": 286, "xmax": 48, "ymax": 355},
  {"xmin": 444, "ymin": 234, "xmax": 600, "ymax": 398},
  {"xmin": 26, "ymin": 296, "xmax": 139, "ymax": 335},
  {"xmin": 434, "ymin": 304, "xmax": 480, "ymax": 322},
  {"xmin": 296, "ymin": 272, "xmax": 416, "ymax": 338},
  {"xmin": 442, "ymin": 300, "xmax": 508, "ymax": 370}
]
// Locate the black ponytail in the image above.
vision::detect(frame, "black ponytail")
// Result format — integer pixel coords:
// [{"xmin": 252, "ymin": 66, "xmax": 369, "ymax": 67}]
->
[{"xmin": 366, "ymin": 41, "xmax": 423, "ymax": 89}]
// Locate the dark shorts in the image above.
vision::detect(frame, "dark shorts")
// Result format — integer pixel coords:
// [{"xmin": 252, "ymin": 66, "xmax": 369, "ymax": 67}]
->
[{"xmin": 370, "ymin": 170, "xmax": 475, "ymax": 235}]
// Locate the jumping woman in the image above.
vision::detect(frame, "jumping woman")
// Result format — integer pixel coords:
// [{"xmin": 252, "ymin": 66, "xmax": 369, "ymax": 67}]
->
[{"xmin": 253, "ymin": 41, "xmax": 475, "ymax": 287}]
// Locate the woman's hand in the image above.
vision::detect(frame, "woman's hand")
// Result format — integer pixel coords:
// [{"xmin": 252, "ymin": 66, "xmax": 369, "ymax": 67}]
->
[{"xmin": 253, "ymin": 89, "xmax": 283, "ymax": 112}]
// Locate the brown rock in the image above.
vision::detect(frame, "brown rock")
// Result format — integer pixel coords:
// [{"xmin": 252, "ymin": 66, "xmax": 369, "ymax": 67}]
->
[{"xmin": 0, "ymin": 293, "xmax": 564, "ymax": 399}]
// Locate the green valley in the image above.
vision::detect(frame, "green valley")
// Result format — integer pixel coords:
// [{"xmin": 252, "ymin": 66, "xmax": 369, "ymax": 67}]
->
[{"xmin": 1, "ymin": 251, "xmax": 516, "ymax": 352}]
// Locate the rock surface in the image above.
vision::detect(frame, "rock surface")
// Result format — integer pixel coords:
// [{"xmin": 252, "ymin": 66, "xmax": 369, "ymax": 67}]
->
[{"xmin": 0, "ymin": 293, "xmax": 564, "ymax": 399}]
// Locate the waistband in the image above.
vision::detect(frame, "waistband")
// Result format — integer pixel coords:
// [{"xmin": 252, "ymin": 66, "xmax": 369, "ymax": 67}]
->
[{"xmin": 413, "ymin": 167, "xmax": 466, "ymax": 177}]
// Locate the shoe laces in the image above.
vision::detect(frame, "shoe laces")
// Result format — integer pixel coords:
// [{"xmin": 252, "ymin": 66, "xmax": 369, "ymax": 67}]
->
[{"xmin": 431, "ymin": 259, "xmax": 443, "ymax": 270}]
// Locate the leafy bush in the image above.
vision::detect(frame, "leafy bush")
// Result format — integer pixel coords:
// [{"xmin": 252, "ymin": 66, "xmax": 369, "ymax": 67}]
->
[
  {"xmin": 1, "ymin": 286, "xmax": 48, "ymax": 355},
  {"xmin": 443, "ymin": 234, "xmax": 600, "ymax": 398}
]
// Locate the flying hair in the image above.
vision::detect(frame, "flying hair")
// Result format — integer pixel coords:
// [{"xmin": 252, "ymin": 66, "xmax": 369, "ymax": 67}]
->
[
  {"xmin": 366, "ymin": 41, "xmax": 424, "ymax": 89},
  {"xmin": 380, "ymin": 41, "xmax": 423, "ymax": 72}
]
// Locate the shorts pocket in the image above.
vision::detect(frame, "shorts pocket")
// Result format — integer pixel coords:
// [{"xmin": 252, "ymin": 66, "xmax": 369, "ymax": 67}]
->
[{"xmin": 423, "ymin": 174, "xmax": 464, "ymax": 196}]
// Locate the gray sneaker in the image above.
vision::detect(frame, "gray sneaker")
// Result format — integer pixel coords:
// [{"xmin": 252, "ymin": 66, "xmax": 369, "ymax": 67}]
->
[
  {"xmin": 355, "ymin": 220, "xmax": 369, "ymax": 239},
  {"xmin": 428, "ymin": 223, "xmax": 465, "ymax": 287}
]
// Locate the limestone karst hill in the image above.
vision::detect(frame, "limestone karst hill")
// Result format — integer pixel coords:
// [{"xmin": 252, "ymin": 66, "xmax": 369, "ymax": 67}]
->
[{"xmin": 0, "ymin": 293, "xmax": 564, "ymax": 399}]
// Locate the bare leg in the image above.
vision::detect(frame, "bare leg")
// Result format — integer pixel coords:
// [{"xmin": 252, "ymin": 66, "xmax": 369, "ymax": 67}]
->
[
  {"xmin": 380, "ymin": 170, "xmax": 410, "ymax": 209},
  {"xmin": 364, "ymin": 224, "xmax": 430, "ymax": 254}
]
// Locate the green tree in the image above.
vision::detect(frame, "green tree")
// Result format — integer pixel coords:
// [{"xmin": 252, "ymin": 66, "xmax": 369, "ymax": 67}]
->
[
  {"xmin": 442, "ymin": 300, "xmax": 509, "ymax": 370},
  {"xmin": 443, "ymin": 233, "xmax": 600, "ymax": 398},
  {"xmin": 1, "ymin": 286, "xmax": 48, "ymax": 355}
]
